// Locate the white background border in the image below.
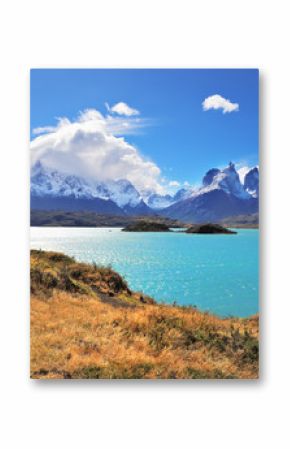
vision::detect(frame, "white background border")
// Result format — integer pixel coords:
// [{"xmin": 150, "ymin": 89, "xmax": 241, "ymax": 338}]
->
[{"xmin": 0, "ymin": 1, "xmax": 289, "ymax": 448}]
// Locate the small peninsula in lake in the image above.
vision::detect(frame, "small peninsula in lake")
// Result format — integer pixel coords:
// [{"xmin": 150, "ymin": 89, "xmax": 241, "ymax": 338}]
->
[
  {"xmin": 122, "ymin": 221, "xmax": 171, "ymax": 232},
  {"xmin": 186, "ymin": 223, "xmax": 237, "ymax": 234}
]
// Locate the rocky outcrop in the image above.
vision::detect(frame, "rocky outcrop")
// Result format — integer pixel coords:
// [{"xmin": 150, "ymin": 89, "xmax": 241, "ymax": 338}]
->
[
  {"xmin": 122, "ymin": 221, "xmax": 171, "ymax": 232},
  {"xmin": 186, "ymin": 223, "xmax": 237, "ymax": 234}
]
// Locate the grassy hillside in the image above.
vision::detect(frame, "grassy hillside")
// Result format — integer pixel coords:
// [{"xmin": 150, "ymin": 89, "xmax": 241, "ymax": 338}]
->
[{"xmin": 30, "ymin": 250, "xmax": 259, "ymax": 379}]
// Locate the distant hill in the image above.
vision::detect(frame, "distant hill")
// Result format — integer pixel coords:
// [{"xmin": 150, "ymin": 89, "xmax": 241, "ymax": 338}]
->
[
  {"xmin": 30, "ymin": 210, "xmax": 185, "ymax": 228},
  {"xmin": 30, "ymin": 210, "xmax": 259, "ymax": 229},
  {"xmin": 220, "ymin": 213, "xmax": 259, "ymax": 228}
]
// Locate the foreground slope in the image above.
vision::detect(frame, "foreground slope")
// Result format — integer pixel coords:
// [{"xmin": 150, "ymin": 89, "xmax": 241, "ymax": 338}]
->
[{"xmin": 30, "ymin": 250, "xmax": 259, "ymax": 379}]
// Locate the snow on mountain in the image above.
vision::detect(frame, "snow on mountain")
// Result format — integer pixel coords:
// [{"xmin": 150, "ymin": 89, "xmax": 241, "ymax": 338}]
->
[
  {"xmin": 237, "ymin": 166, "xmax": 251, "ymax": 184},
  {"xmin": 193, "ymin": 162, "xmax": 251, "ymax": 200},
  {"xmin": 31, "ymin": 161, "xmax": 97, "ymax": 199},
  {"xmin": 31, "ymin": 161, "xmax": 143, "ymax": 208},
  {"xmin": 161, "ymin": 162, "xmax": 259, "ymax": 223},
  {"xmin": 31, "ymin": 161, "xmax": 259, "ymax": 219},
  {"xmin": 173, "ymin": 188, "xmax": 193, "ymax": 202},
  {"xmin": 103, "ymin": 179, "xmax": 142, "ymax": 208},
  {"xmin": 175, "ymin": 163, "xmax": 259, "ymax": 205},
  {"xmin": 146, "ymin": 193, "xmax": 174, "ymax": 209},
  {"xmin": 146, "ymin": 187, "xmax": 194, "ymax": 210}
]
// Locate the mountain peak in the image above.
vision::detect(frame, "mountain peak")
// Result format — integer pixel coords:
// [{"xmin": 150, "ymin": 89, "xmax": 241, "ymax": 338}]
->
[
  {"xmin": 31, "ymin": 160, "xmax": 43, "ymax": 175},
  {"xmin": 202, "ymin": 168, "xmax": 220, "ymax": 186},
  {"xmin": 244, "ymin": 167, "xmax": 259, "ymax": 197},
  {"xmin": 197, "ymin": 162, "xmax": 251, "ymax": 200}
]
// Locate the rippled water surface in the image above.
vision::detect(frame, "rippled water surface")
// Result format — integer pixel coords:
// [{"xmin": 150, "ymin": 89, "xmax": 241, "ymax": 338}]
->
[{"xmin": 30, "ymin": 227, "xmax": 259, "ymax": 317}]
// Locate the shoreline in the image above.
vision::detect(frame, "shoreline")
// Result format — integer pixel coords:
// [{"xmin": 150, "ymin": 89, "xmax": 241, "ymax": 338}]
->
[
  {"xmin": 30, "ymin": 210, "xmax": 259, "ymax": 229},
  {"xmin": 30, "ymin": 224, "xmax": 259, "ymax": 230}
]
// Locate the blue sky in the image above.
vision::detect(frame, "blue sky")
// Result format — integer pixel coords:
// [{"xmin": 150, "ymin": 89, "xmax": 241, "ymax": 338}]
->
[{"xmin": 30, "ymin": 69, "xmax": 258, "ymax": 191}]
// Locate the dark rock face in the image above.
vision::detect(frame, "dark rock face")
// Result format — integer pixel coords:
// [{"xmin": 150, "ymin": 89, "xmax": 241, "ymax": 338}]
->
[
  {"xmin": 202, "ymin": 168, "xmax": 220, "ymax": 186},
  {"xmin": 244, "ymin": 167, "xmax": 259, "ymax": 197},
  {"xmin": 122, "ymin": 221, "xmax": 171, "ymax": 232},
  {"xmin": 186, "ymin": 223, "xmax": 237, "ymax": 234},
  {"xmin": 173, "ymin": 188, "xmax": 191, "ymax": 202}
]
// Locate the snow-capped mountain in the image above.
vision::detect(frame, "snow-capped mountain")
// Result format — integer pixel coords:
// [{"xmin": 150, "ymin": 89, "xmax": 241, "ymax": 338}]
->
[
  {"xmin": 172, "ymin": 188, "xmax": 193, "ymax": 203},
  {"xmin": 146, "ymin": 193, "xmax": 174, "ymax": 209},
  {"xmin": 146, "ymin": 187, "xmax": 193, "ymax": 210},
  {"xmin": 31, "ymin": 162, "xmax": 151, "ymax": 215},
  {"xmin": 161, "ymin": 162, "xmax": 259, "ymax": 222},
  {"xmin": 31, "ymin": 161, "xmax": 259, "ymax": 221},
  {"xmin": 197, "ymin": 162, "xmax": 251, "ymax": 199}
]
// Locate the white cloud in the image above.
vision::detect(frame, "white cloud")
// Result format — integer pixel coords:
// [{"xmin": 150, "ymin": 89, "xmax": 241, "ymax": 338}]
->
[
  {"xmin": 106, "ymin": 101, "xmax": 140, "ymax": 116},
  {"xmin": 169, "ymin": 180, "xmax": 180, "ymax": 187},
  {"xmin": 30, "ymin": 108, "xmax": 164, "ymax": 195},
  {"xmin": 202, "ymin": 94, "xmax": 239, "ymax": 114}
]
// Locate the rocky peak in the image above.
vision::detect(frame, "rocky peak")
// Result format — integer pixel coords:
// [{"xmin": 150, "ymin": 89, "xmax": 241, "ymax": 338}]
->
[
  {"xmin": 244, "ymin": 167, "xmax": 259, "ymax": 197},
  {"xmin": 202, "ymin": 168, "xmax": 220, "ymax": 186}
]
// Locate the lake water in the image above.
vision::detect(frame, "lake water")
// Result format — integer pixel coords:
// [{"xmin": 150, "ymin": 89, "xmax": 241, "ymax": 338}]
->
[{"xmin": 30, "ymin": 227, "xmax": 259, "ymax": 318}]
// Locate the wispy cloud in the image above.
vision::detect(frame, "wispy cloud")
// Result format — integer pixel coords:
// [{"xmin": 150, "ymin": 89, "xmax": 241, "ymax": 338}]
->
[
  {"xmin": 33, "ymin": 109, "xmax": 147, "ymax": 137},
  {"xmin": 168, "ymin": 180, "xmax": 180, "ymax": 187},
  {"xmin": 202, "ymin": 94, "xmax": 239, "ymax": 114},
  {"xmin": 105, "ymin": 101, "xmax": 140, "ymax": 116},
  {"xmin": 33, "ymin": 126, "xmax": 56, "ymax": 135}
]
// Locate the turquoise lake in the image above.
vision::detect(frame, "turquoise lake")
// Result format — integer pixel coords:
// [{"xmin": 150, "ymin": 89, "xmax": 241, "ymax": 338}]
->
[{"xmin": 30, "ymin": 227, "xmax": 259, "ymax": 318}]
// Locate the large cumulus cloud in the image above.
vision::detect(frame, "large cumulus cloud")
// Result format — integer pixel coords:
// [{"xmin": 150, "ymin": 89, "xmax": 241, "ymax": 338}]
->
[{"xmin": 30, "ymin": 108, "xmax": 164, "ymax": 195}]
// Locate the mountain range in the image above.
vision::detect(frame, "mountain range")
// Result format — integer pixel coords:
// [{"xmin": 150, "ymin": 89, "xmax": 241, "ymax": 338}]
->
[{"xmin": 31, "ymin": 161, "xmax": 259, "ymax": 222}]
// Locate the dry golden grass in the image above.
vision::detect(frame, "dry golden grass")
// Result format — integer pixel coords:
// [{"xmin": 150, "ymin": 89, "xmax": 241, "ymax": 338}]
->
[{"xmin": 30, "ymin": 250, "xmax": 259, "ymax": 379}]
